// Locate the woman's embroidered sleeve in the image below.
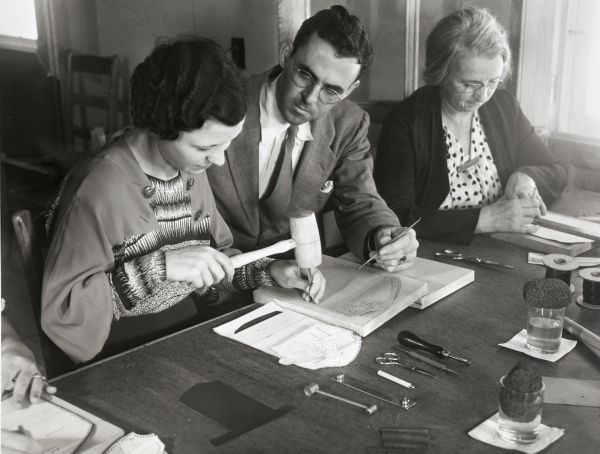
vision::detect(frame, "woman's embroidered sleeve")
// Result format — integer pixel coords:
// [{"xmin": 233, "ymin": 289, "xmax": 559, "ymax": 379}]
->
[
  {"xmin": 217, "ymin": 257, "xmax": 280, "ymax": 292},
  {"xmin": 110, "ymin": 248, "xmax": 204, "ymax": 319}
]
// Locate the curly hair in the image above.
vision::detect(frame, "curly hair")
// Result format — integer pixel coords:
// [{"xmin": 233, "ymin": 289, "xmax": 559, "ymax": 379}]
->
[
  {"xmin": 424, "ymin": 6, "xmax": 512, "ymax": 86},
  {"xmin": 291, "ymin": 5, "xmax": 373, "ymax": 77},
  {"xmin": 130, "ymin": 36, "xmax": 246, "ymax": 140}
]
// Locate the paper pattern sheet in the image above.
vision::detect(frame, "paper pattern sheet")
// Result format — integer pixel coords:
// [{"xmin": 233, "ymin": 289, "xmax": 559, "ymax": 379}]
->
[
  {"xmin": 105, "ymin": 432, "xmax": 165, "ymax": 454},
  {"xmin": 214, "ymin": 302, "xmax": 361, "ymax": 369},
  {"xmin": 1, "ymin": 397, "xmax": 94, "ymax": 454}
]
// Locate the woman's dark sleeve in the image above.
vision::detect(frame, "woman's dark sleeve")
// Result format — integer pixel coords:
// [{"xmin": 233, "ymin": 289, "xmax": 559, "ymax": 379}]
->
[
  {"xmin": 512, "ymin": 99, "xmax": 567, "ymax": 204},
  {"xmin": 374, "ymin": 108, "xmax": 480, "ymax": 244}
]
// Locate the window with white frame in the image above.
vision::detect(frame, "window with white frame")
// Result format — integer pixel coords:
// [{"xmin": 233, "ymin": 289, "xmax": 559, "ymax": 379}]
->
[
  {"xmin": 558, "ymin": 0, "xmax": 600, "ymax": 140},
  {"xmin": 0, "ymin": 0, "xmax": 38, "ymax": 52}
]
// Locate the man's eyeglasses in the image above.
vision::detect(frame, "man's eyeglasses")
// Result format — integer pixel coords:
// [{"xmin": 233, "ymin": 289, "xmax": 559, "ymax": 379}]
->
[
  {"xmin": 460, "ymin": 78, "xmax": 503, "ymax": 96},
  {"xmin": 290, "ymin": 66, "xmax": 346, "ymax": 104}
]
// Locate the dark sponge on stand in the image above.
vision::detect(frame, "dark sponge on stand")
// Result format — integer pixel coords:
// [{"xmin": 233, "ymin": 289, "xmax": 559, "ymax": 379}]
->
[
  {"xmin": 523, "ymin": 278, "xmax": 571, "ymax": 309},
  {"xmin": 500, "ymin": 361, "xmax": 544, "ymax": 421},
  {"xmin": 504, "ymin": 361, "xmax": 543, "ymax": 393}
]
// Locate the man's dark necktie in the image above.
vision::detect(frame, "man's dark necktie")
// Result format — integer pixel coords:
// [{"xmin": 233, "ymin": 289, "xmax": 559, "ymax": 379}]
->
[{"xmin": 259, "ymin": 125, "xmax": 299, "ymax": 237}]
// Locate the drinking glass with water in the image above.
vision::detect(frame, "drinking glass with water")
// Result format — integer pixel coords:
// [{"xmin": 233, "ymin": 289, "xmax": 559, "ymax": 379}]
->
[{"xmin": 522, "ymin": 278, "xmax": 571, "ymax": 355}]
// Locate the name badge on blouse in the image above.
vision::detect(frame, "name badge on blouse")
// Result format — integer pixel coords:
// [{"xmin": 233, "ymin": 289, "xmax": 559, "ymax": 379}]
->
[{"xmin": 457, "ymin": 156, "xmax": 480, "ymax": 173}]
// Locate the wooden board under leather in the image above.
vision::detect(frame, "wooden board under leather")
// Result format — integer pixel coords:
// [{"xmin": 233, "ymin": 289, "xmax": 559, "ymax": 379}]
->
[
  {"xmin": 253, "ymin": 255, "xmax": 427, "ymax": 337},
  {"xmin": 338, "ymin": 253, "xmax": 475, "ymax": 310},
  {"xmin": 490, "ymin": 232, "xmax": 596, "ymax": 256}
]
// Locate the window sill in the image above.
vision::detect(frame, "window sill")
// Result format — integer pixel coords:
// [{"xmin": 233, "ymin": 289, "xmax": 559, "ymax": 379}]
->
[
  {"xmin": 0, "ymin": 35, "xmax": 37, "ymax": 53},
  {"xmin": 550, "ymin": 132, "xmax": 600, "ymax": 149}
]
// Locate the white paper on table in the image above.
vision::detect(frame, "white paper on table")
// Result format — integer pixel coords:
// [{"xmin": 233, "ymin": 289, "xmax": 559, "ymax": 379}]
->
[
  {"xmin": 468, "ymin": 412, "xmax": 564, "ymax": 453},
  {"xmin": 214, "ymin": 301, "xmax": 361, "ymax": 369},
  {"xmin": 543, "ymin": 377, "xmax": 600, "ymax": 407},
  {"xmin": 530, "ymin": 226, "xmax": 593, "ymax": 244},
  {"xmin": 1, "ymin": 397, "xmax": 94, "ymax": 454},
  {"xmin": 498, "ymin": 329, "xmax": 577, "ymax": 362}
]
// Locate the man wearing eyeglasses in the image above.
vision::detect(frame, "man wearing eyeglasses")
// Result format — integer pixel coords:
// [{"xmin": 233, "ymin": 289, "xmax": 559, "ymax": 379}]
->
[{"xmin": 208, "ymin": 5, "xmax": 418, "ymax": 272}]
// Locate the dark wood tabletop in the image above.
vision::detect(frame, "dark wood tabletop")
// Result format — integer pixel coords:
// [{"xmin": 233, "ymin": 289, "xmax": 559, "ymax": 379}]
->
[{"xmin": 50, "ymin": 233, "xmax": 600, "ymax": 454}]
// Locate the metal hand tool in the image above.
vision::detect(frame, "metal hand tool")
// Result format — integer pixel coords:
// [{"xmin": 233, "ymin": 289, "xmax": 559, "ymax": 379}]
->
[
  {"xmin": 393, "ymin": 346, "xmax": 459, "ymax": 374},
  {"xmin": 397, "ymin": 330, "xmax": 472, "ymax": 364},
  {"xmin": 434, "ymin": 249, "xmax": 514, "ymax": 269},
  {"xmin": 303, "ymin": 383, "xmax": 377, "ymax": 415},
  {"xmin": 330, "ymin": 374, "xmax": 414, "ymax": 409},
  {"xmin": 375, "ymin": 353, "xmax": 437, "ymax": 378},
  {"xmin": 357, "ymin": 218, "xmax": 421, "ymax": 270}
]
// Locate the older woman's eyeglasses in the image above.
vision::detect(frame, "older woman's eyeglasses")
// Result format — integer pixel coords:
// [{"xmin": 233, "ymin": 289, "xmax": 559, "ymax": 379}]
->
[
  {"xmin": 460, "ymin": 78, "xmax": 503, "ymax": 96},
  {"xmin": 290, "ymin": 66, "xmax": 346, "ymax": 104}
]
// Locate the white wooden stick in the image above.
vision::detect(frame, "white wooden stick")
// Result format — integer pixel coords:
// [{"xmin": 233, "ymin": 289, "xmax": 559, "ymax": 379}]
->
[
  {"xmin": 376, "ymin": 370, "xmax": 415, "ymax": 389},
  {"xmin": 564, "ymin": 316, "xmax": 600, "ymax": 359},
  {"xmin": 230, "ymin": 239, "xmax": 296, "ymax": 268}
]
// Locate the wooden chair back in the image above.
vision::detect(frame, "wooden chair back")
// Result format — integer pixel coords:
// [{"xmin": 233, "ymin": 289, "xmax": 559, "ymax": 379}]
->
[
  {"xmin": 64, "ymin": 52, "xmax": 119, "ymax": 151},
  {"xmin": 11, "ymin": 209, "xmax": 76, "ymax": 378}
]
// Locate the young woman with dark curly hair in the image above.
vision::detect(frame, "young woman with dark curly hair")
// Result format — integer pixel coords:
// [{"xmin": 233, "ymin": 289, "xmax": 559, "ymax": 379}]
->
[{"xmin": 41, "ymin": 37, "xmax": 325, "ymax": 363}]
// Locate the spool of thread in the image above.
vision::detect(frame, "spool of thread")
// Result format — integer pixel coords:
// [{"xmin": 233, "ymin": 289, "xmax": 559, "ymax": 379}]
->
[
  {"xmin": 576, "ymin": 267, "xmax": 600, "ymax": 310},
  {"xmin": 542, "ymin": 254, "xmax": 578, "ymax": 287}
]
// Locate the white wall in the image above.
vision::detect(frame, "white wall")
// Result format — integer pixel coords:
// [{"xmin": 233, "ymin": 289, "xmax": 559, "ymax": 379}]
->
[
  {"xmin": 50, "ymin": 0, "xmax": 279, "ymax": 126},
  {"xmin": 94, "ymin": 0, "xmax": 278, "ymax": 76}
]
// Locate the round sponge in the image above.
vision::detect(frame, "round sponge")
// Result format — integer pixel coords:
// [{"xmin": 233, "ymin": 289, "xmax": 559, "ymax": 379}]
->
[
  {"xmin": 500, "ymin": 361, "xmax": 543, "ymax": 421},
  {"xmin": 523, "ymin": 278, "xmax": 571, "ymax": 309}
]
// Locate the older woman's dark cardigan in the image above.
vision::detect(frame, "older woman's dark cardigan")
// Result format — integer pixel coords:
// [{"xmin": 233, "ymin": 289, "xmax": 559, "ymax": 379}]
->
[{"xmin": 374, "ymin": 85, "xmax": 567, "ymax": 243}]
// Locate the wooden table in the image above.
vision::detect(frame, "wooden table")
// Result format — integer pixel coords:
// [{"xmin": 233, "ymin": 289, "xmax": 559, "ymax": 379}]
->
[{"xmin": 51, "ymin": 235, "xmax": 600, "ymax": 454}]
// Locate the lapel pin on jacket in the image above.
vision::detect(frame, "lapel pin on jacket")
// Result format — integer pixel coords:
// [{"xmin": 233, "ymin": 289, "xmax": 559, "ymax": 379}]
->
[{"xmin": 320, "ymin": 180, "xmax": 334, "ymax": 194}]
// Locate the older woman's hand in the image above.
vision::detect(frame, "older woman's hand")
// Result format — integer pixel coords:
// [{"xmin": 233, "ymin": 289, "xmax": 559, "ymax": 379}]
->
[
  {"xmin": 503, "ymin": 171, "xmax": 547, "ymax": 215},
  {"xmin": 475, "ymin": 198, "xmax": 542, "ymax": 234},
  {"xmin": 371, "ymin": 226, "xmax": 419, "ymax": 272},
  {"xmin": 268, "ymin": 260, "xmax": 326, "ymax": 304},
  {"xmin": 1, "ymin": 335, "xmax": 56, "ymax": 408}
]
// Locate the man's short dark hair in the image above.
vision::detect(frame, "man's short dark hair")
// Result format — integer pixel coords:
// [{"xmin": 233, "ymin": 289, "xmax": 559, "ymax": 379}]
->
[
  {"xmin": 130, "ymin": 36, "xmax": 246, "ymax": 140},
  {"xmin": 291, "ymin": 5, "xmax": 373, "ymax": 76}
]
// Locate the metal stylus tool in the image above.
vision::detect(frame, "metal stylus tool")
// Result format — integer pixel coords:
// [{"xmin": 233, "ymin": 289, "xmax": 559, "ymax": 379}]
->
[{"xmin": 357, "ymin": 218, "xmax": 421, "ymax": 270}]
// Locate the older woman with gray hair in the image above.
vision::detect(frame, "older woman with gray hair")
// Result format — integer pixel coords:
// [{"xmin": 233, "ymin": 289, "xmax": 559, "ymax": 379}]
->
[{"xmin": 374, "ymin": 6, "xmax": 566, "ymax": 243}]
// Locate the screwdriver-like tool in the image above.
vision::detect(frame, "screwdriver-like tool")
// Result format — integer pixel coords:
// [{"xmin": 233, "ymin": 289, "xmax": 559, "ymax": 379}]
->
[
  {"xmin": 397, "ymin": 330, "xmax": 472, "ymax": 365},
  {"xmin": 376, "ymin": 353, "xmax": 438, "ymax": 378},
  {"xmin": 393, "ymin": 346, "xmax": 459, "ymax": 375}
]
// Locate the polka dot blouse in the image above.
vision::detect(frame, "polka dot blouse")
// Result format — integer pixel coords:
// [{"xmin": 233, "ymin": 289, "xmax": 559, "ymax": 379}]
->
[{"xmin": 439, "ymin": 112, "xmax": 502, "ymax": 210}]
